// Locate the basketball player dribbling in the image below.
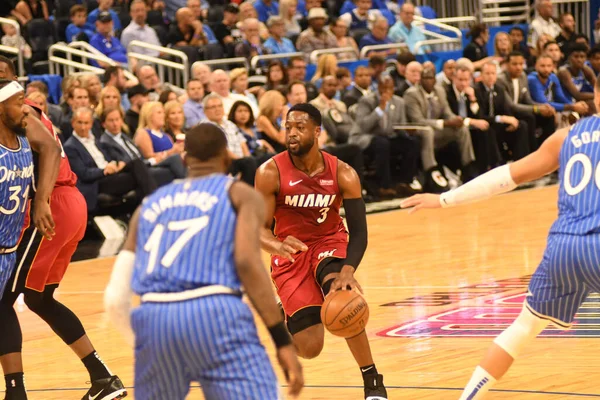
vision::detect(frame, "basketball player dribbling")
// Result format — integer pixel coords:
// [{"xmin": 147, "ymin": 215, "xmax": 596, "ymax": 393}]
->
[
  {"xmin": 401, "ymin": 65, "xmax": 600, "ymax": 399},
  {"xmin": 255, "ymin": 103, "xmax": 388, "ymax": 399},
  {"xmin": 0, "ymin": 58, "xmax": 126, "ymax": 400}
]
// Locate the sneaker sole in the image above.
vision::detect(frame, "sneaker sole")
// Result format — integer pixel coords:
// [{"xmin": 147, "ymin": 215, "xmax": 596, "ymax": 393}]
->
[{"xmin": 99, "ymin": 389, "xmax": 127, "ymax": 400}]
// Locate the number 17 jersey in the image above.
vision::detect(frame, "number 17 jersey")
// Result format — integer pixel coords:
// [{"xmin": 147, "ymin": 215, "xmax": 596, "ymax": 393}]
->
[
  {"xmin": 273, "ymin": 151, "xmax": 347, "ymax": 245},
  {"xmin": 551, "ymin": 115, "xmax": 600, "ymax": 235}
]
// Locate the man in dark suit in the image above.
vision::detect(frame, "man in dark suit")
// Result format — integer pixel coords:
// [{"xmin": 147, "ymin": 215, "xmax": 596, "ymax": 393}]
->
[
  {"xmin": 446, "ymin": 64, "xmax": 500, "ymax": 173},
  {"xmin": 99, "ymin": 107, "xmax": 186, "ymax": 186},
  {"xmin": 404, "ymin": 67, "xmax": 478, "ymax": 191},
  {"xmin": 342, "ymin": 66, "xmax": 372, "ymax": 108},
  {"xmin": 354, "ymin": 75, "xmax": 420, "ymax": 197},
  {"xmin": 64, "ymin": 107, "xmax": 156, "ymax": 212},
  {"xmin": 497, "ymin": 51, "xmax": 556, "ymax": 151},
  {"xmin": 390, "ymin": 52, "xmax": 416, "ymax": 96},
  {"xmin": 476, "ymin": 62, "xmax": 531, "ymax": 163}
]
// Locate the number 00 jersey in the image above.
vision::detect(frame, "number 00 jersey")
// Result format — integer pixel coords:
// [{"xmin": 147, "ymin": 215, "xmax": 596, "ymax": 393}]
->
[
  {"xmin": 272, "ymin": 151, "xmax": 347, "ymax": 245},
  {"xmin": 132, "ymin": 174, "xmax": 240, "ymax": 295},
  {"xmin": 551, "ymin": 115, "xmax": 600, "ymax": 235},
  {"xmin": 0, "ymin": 136, "xmax": 33, "ymax": 248}
]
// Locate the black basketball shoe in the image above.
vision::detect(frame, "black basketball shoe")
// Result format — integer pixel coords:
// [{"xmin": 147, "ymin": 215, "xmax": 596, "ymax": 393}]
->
[
  {"xmin": 81, "ymin": 376, "xmax": 127, "ymax": 400},
  {"xmin": 364, "ymin": 374, "xmax": 388, "ymax": 400}
]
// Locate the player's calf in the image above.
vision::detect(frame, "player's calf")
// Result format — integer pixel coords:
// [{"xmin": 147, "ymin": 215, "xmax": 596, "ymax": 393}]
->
[{"xmin": 287, "ymin": 307, "xmax": 325, "ymax": 359}]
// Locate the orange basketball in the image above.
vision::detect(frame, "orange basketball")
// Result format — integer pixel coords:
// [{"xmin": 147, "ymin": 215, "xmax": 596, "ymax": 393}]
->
[{"xmin": 320, "ymin": 290, "xmax": 369, "ymax": 338}]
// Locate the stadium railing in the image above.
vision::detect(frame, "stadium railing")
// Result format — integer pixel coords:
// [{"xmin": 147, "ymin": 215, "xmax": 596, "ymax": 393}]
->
[
  {"xmin": 309, "ymin": 47, "xmax": 358, "ymax": 64},
  {"xmin": 250, "ymin": 52, "xmax": 304, "ymax": 71},
  {"xmin": 127, "ymin": 40, "xmax": 189, "ymax": 88},
  {"xmin": 0, "ymin": 17, "xmax": 25, "ymax": 79},
  {"xmin": 192, "ymin": 57, "xmax": 249, "ymax": 71},
  {"xmin": 359, "ymin": 43, "xmax": 409, "ymax": 59}
]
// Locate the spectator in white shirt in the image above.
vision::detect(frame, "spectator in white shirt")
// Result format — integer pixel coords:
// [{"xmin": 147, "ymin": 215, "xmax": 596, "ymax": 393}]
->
[
  {"xmin": 121, "ymin": 0, "xmax": 162, "ymax": 61},
  {"xmin": 209, "ymin": 69, "xmax": 260, "ymax": 118},
  {"xmin": 528, "ymin": 0, "xmax": 561, "ymax": 56}
]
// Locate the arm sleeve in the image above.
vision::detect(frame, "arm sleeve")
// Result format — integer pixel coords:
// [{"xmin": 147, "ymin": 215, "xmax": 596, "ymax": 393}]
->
[
  {"xmin": 343, "ymin": 198, "xmax": 368, "ymax": 269},
  {"xmin": 528, "ymin": 75, "xmax": 565, "ymax": 111}
]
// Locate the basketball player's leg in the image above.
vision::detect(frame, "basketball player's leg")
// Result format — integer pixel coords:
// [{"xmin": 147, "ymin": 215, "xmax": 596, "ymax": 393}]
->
[{"xmin": 460, "ymin": 234, "xmax": 587, "ymax": 399}]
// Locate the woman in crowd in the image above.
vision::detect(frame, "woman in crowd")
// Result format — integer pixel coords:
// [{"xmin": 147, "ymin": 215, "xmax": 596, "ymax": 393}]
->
[
  {"xmin": 279, "ymin": 0, "xmax": 301, "ymax": 37},
  {"xmin": 82, "ymin": 74, "xmax": 103, "ymax": 110},
  {"xmin": 158, "ymin": 89, "xmax": 178, "ymax": 104},
  {"xmin": 11, "ymin": 0, "xmax": 48, "ymax": 25},
  {"xmin": 164, "ymin": 100, "xmax": 186, "ymax": 140},
  {"xmin": 330, "ymin": 18, "xmax": 359, "ymax": 61},
  {"xmin": 464, "ymin": 23, "xmax": 502, "ymax": 70},
  {"xmin": 264, "ymin": 60, "xmax": 288, "ymax": 92},
  {"xmin": 256, "ymin": 90, "xmax": 287, "ymax": 153},
  {"xmin": 134, "ymin": 101, "xmax": 184, "ymax": 161},
  {"xmin": 494, "ymin": 32, "xmax": 512, "ymax": 59},
  {"xmin": 230, "ymin": 68, "xmax": 260, "ymax": 109},
  {"xmin": 95, "ymin": 86, "xmax": 125, "ymax": 119},
  {"xmin": 311, "ymin": 54, "xmax": 338, "ymax": 89},
  {"xmin": 229, "ymin": 100, "xmax": 275, "ymax": 165}
]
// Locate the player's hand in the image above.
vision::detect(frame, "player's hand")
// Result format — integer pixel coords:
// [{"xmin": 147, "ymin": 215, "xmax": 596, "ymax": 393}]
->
[
  {"xmin": 539, "ymin": 104, "xmax": 556, "ymax": 117},
  {"xmin": 276, "ymin": 345, "xmax": 304, "ymax": 398},
  {"xmin": 33, "ymin": 199, "xmax": 55, "ymax": 240},
  {"xmin": 573, "ymin": 101, "xmax": 589, "ymax": 115},
  {"xmin": 400, "ymin": 193, "xmax": 442, "ymax": 214},
  {"xmin": 329, "ymin": 265, "xmax": 363, "ymax": 294},
  {"xmin": 278, "ymin": 236, "xmax": 308, "ymax": 262}
]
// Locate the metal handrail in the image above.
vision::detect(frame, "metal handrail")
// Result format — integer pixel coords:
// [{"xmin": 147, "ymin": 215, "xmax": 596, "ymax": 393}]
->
[
  {"xmin": 310, "ymin": 47, "xmax": 357, "ymax": 64},
  {"xmin": 127, "ymin": 40, "xmax": 189, "ymax": 88},
  {"xmin": 413, "ymin": 38, "xmax": 461, "ymax": 53},
  {"xmin": 359, "ymin": 43, "xmax": 408, "ymax": 59},
  {"xmin": 0, "ymin": 18, "xmax": 25, "ymax": 78},
  {"xmin": 431, "ymin": 16, "xmax": 477, "ymax": 25},
  {"xmin": 192, "ymin": 58, "xmax": 249, "ymax": 70},
  {"xmin": 48, "ymin": 56, "xmax": 105, "ymax": 75},
  {"xmin": 414, "ymin": 15, "xmax": 464, "ymax": 42},
  {"xmin": 250, "ymin": 52, "xmax": 304, "ymax": 69}
]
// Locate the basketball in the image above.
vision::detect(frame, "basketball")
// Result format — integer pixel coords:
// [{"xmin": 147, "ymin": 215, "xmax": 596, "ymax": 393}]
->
[{"xmin": 321, "ymin": 290, "xmax": 369, "ymax": 338}]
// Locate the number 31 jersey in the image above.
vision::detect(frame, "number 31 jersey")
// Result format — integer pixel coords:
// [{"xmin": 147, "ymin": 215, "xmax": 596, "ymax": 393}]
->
[
  {"xmin": 551, "ymin": 115, "xmax": 600, "ymax": 235},
  {"xmin": 132, "ymin": 174, "xmax": 240, "ymax": 295},
  {"xmin": 0, "ymin": 136, "xmax": 33, "ymax": 248},
  {"xmin": 272, "ymin": 151, "xmax": 347, "ymax": 246}
]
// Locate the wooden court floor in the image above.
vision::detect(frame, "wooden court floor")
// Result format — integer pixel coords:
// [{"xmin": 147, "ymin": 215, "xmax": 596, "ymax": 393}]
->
[{"xmin": 5, "ymin": 184, "xmax": 600, "ymax": 399}]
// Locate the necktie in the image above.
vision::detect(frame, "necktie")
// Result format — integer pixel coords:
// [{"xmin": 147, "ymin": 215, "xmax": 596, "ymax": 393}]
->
[
  {"xmin": 458, "ymin": 94, "xmax": 467, "ymax": 118},
  {"xmin": 123, "ymin": 138, "xmax": 140, "ymax": 159},
  {"xmin": 488, "ymin": 89, "xmax": 494, "ymax": 117},
  {"xmin": 427, "ymin": 96, "xmax": 436, "ymax": 119}
]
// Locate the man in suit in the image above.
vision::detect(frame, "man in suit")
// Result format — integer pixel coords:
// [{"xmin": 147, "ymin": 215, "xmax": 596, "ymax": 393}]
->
[
  {"xmin": 342, "ymin": 66, "xmax": 372, "ymax": 108},
  {"xmin": 354, "ymin": 75, "xmax": 420, "ymax": 197},
  {"xmin": 404, "ymin": 67, "xmax": 477, "ymax": 192},
  {"xmin": 99, "ymin": 107, "xmax": 186, "ymax": 186},
  {"xmin": 476, "ymin": 62, "xmax": 530, "ymax": 164},
  {"xmin": 390, "ymin": 52, "xmax": 416, "ymax": 96},
  {"xmin": 446, "ymin": 64, "xmax": 500, "ymax": 173},
  {"xmin": 396, "ymin": 61, "xmax": 422, "ymax": 97},
  {"xmin": 64, "ymin": 107, "xmax": 156, "ymax": 212},
  {"xmin": 497, "ymin": 51, "xmax": 556, "ymax": 152}
]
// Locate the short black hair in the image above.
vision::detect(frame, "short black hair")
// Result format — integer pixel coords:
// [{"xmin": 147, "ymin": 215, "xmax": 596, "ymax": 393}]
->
[
  {"xmin": 185, "ymin": 122, "xmax": 228, "ymax": 161},
  {"xmin": 468, "ymin": 23, "xmax": 487, "ymax": 39},
  {"xmin": 575, "ymin": 33, "xmax": 589, "ymax": 43},
  {"xmin": 507, "ymin": 50, "xmax": 525, "ymax": 62},
  {"xmin": 103, "ymin": 65, "xmax": 121, "ymax": 84},
  {"xmin": 368, "ymin": 55, "xmax": 386, "ymax": 67},
  {"xmin": 228, "ymin": 100, "xmax": 255, "ymax": 129},
  {"xmin": 589, "ymin": 45, "xmax": 600, "ymax": 58},
  {"xmin": 509, "ymin": 26, "xmax": 524, "ymax": 35},
  {"xmin": 397, "ymin": 52, "xmax": 416, "ymax": 65},
  {"xmin": 0, "ymin": 56, "xmax": 16, "ymax": 76},
  {"xmin": 569, "ymin": 43, "xmax": 590, "ymax": 55},
  {"xmin": 543, "ymin": 40, "xmax": 558, "ymax": 50},
  {"xmin": 287, "ymin": 103, "xmax": 322, "ymax": 126}
]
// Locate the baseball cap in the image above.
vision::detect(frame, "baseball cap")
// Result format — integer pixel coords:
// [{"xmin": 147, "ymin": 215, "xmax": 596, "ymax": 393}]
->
[{"xmin": 98, "ymin": 11, "xmax": 113, "ymax": 23}]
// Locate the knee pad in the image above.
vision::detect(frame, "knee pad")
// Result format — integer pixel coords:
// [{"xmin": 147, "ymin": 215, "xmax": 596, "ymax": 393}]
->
[
  {"xmin": 23, "ymin": 291, "xmax": 49, "ymax": 314},
  {"xmin": 493, "ymin": 305, "xmax": 548, "ymax": 359}
]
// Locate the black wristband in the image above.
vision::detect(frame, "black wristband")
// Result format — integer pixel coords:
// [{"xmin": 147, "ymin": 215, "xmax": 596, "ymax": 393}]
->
[{"xmin": 268, "ymin": 321, "xmax": 292, "ymax": 348}]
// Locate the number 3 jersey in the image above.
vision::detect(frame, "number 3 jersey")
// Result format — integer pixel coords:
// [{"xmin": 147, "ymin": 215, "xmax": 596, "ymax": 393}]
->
[
  {"xmin": 0, "ymin": 136, "xmax": 33, "ymax": 249},
  {"xmin": 132, "ymin": 174, "xmax": 240, "ymax": 295},
  {"xmin": 272, "ymin": 151, "xmax": 347, "ymax": 246},
  {"xmin": 551, "ymin": 115, "xmax": 600, "ymax": 236}
]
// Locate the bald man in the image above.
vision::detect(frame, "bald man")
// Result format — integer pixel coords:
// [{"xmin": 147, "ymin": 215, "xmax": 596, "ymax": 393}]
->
[
  {"xmin": 209, "ymin": 69, "xmax": 260, "ymax": 117},
  {"xmin": 396, "ymin": 61, "xmax": 422, "ymax": 97}
]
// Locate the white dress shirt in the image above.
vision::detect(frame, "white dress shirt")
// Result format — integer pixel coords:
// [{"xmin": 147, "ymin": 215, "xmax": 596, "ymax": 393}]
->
[{"xmin": 73, "ymin": 131, "xmax": 108, "ymax": 169}]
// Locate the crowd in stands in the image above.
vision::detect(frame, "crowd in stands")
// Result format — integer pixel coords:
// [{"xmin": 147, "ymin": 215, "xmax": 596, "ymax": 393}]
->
[{"xmin": 1, "ymin": 0, "xmax": 600, "ymax": 216}]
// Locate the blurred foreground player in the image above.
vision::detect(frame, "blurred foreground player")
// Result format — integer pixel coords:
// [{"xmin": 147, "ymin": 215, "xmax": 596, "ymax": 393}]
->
[
  {"xmin": 104, "ymin": 123, "xmax": 304, "ymax": 399},
  {"xmin": 0, "ymin": 57, "xmax": 126, "ymax": 400},
  {"xmin": 255, "ymin": 103, "xmax": 388, "ymax": 399},
  {"xmin": 401, "ymin": 65, "xmax": 600, "ymax": 400}
]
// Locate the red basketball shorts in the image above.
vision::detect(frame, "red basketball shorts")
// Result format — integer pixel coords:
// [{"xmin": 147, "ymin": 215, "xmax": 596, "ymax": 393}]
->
[
  {"xmin": 270, "ymin": 232, "xmax": 348, "ymax": 318},
  {"xmin": 12, "ymin": 186, "xmax": 87, "ymax": 293}
]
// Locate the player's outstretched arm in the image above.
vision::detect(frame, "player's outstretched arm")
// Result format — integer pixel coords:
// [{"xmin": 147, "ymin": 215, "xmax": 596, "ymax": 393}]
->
[
  {"xmin": 25, "ymin": 114, "xmax": 61, "ymax": 240},
  {"xmin": 400, "ymin": 127, "xmax": 568, "ymax": 213},
  {"xmin": 255, "ymin": 159, "xmax": 307, "ymax": 261},
  {"xmin": 104, "ymin": 207, "xmax": 140, "ymax": 347},
  {"xmin": 230, "ymin": 181, "xmax": 304, "ymax": 398},
  {"xmin": 330, "ymin": 161, "xmax": 367, "ymax": 293}
]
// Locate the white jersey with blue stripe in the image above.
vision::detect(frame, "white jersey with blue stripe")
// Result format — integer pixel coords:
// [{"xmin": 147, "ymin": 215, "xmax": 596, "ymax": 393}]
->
[
  {"xmin": 0, "ymin": 135, "xmax": 33, "ymax": 248},
  {"xmin": 550, "ymin": 115, "xmax": 600, "ymax": 235},
  {"xmin": 132, "ymin": 174, "xmax": 240, "ymax": 295}
]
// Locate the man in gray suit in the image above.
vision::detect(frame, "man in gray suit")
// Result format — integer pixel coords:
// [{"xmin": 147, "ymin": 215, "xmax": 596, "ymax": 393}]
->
[
  {"xmin": 497, "ymin": 51, "xmax": 556, "ymax": 151},
  {"xmin": 404, "ymin": 67, "xmax": 477, "ymax": 192},
  {"xmin": 354, "ymin": 75, "xmax": 420, "ymax": 197}
]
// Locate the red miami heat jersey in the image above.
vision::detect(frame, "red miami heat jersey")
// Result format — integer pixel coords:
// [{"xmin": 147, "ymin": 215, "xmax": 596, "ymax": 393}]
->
[
  {"xmin": 25, "ymin": 99, "xmax": 77, "ymax": 187},
  {"xmin": 273, "ymin": 151, "xmax": 347, "ymax": 245}
]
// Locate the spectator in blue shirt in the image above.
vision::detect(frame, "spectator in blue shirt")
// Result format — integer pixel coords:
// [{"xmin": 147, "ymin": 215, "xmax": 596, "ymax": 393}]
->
[
  {"xmin": 87, "ymin": 0, "xmax": 122, "ymax": 32},
  {"xmin": 528, "ymin": 54, "xmax": 589, "ymax": 114},
  {"xmin": 183, "ymin": 79, "xmax": 206, "ymax": 129},
  {"xmin": 264, "ymin": 16, "xmax": 297, "ymax": 55},
  {"xmin": 66, "ymin": 5, "xmax": 96, "ymax": 43},
  {"xmin": 254, "ymin": 0, "xmax": 279, "ymax": 23},
  {"xmin": 358, "ymin": 17, "xmax": 395, "ymax": 57},
  {"xmin": 89, "ymin": 11, "xmax": 128, "ymax": 67},
  {"xmin": 388, "ymin": 3, "xmax": 430, "ymax": 55}
]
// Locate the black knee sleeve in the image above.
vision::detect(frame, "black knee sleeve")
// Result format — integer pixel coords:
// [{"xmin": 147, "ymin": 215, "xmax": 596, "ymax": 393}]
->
[
  {"xmin": 0, "ymin": 302, "xmax": 23, "ymax": 355},
  {"xmin": 24, "ymin": 287, "xmax": 86, "ymax": 345},
  {"xmin": 316, "ymin": 257, "xmax": 346, "ymax": 296}
]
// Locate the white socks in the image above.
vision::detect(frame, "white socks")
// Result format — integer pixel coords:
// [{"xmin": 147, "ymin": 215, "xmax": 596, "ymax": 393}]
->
[{"xmin": 459, "ymin": 366, "xmax": 497, "ymax": 400}]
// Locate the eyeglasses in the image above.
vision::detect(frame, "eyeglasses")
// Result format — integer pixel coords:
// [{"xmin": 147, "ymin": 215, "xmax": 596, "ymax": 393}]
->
[{"xmin": 205, "ymin": 104, "xmax": 224, "ymax": 110}]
